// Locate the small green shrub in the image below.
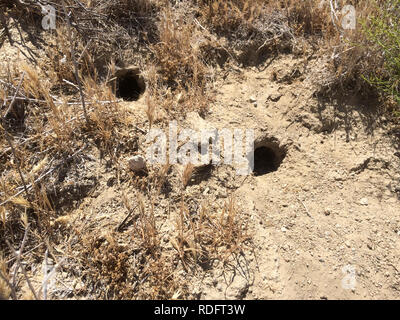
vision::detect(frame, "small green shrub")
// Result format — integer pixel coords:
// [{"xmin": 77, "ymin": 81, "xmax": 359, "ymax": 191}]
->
[{"xmin": 361, "ymin": 0, "xmax": 400, "ymax": 114}]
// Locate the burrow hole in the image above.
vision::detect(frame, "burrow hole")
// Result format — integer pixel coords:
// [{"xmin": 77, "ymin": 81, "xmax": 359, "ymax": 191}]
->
[
  {"xmin": 116, "ymin": 69, "xmax": 146, "ymax": 101},
  {"xmin": 253, "ymin": 140, "xmax": 286, "ymax": 176}
]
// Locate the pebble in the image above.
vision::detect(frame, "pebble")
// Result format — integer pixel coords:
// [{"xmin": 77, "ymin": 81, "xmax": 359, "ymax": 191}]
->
[
  {"xmin": 249, "ymin": 96, "xmax": 257, "ymax": 103},
  {"xmin": 128, "ymin": 155, "xmax": 146, "ymax": 171},
  {"xmin": 268, "ymin": 93, "xmax": 282, "ymax": 102},
  {"xmin": 360, "ymin": 198, "xmax": 369, "ymax": 206}
]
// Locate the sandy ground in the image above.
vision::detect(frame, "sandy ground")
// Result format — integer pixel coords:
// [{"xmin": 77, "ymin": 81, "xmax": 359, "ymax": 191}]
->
[
  {"xmin": 67, "ymin": 54, "xmax": 400, "ymax": 299},
  {"xmin": 2, "ymin": 30, "xmax": 399, "ymax": 299},
  {"xmin": 187, "ymin": 55, "xmax": 400, "ymax": 299}
]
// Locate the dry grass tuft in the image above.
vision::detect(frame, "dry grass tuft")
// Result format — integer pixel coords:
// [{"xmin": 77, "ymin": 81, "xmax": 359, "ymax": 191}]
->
[{"xmin": 0, "ymin": 254, "xmax": 11, "ymax": 300}]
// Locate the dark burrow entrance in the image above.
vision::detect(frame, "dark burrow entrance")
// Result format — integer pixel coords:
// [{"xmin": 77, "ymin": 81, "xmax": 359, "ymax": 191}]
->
[
  {"xmin": 253, "ymin": 136, "xmax": 286, "ymax": 176},
  {"xmin": 254, "ymin": 147, "xmax": 278, "ymax": 175},
  {"xmin": 116, "ymin": 68, "xmax": 146, "ymax": 101}
]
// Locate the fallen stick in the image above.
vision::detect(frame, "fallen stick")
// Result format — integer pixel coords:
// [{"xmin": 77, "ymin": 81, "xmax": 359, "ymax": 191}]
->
[
  {"xmin": 297, "ymin": 198, "xmax": 313, "ymax": 219},
  {"xmin": 3, "ymin": 72, "xmax": 25, "ymax": 119},
  {"xmin": 116, "ymin": 204, "xmax": 139, "ymax": 232}
]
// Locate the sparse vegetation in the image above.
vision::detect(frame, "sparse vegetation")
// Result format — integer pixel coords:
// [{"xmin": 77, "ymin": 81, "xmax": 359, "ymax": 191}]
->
[
  {"xmin": 361, "ymin": 0, "xmax": 400, "ymax": 114},
  {"xmin": 0, "ymin": 0, "xmax": 398, "ymax": 300}
]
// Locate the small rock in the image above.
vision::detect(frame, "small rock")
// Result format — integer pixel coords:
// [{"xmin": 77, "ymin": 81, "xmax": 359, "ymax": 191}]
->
[
  {"xmin": 74, "ymin": 281, "xmax": 84, "ymax": 291},
  {"xmin": 324, "ymin": 208, "xmax": 331, "ymax": 216},
  {"xmin": 217, "ymin": 190, "xmax": 227, "ymax": 198},
  {"xmin": 226, "ymin": 277, "xmax": 249, "ymax": 299},
  {"xmin": 281, "ymin": 226, "xmax": 287, "ymax": 232},
  {"xmin": 60, "ymin": 55, "xmax": 67, "ymax": 64},
  {"xmin": 128, "ymin": 155, "xmax": 146, "ymax": 171},
  {"xmin": 268, "ymin": 93, "xmax": 282, "ymax": 102},
  {"xmin": 359, "ymin": 198, "xmax": 369, "ymax": 206},
  {"xmin": 107, "ymin": 177, "xmax": 116, "ymax": 187},
  {"xmin": 333, "ymin": 173, "xmax": 343, "ymax": 181},
  {"xmin": 249, "ymin": 96, "xmax": 257, "ymax": 103},
  {"xmin": 176, "ymin": 92, "xmax": 184, "ymax": 103}
]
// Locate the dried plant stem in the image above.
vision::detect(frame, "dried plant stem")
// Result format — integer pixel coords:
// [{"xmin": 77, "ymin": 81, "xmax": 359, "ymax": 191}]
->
[
  {"xmin": 3, "ymin": 134, "xmax": 32, "ymax": 204},
  {"xmin": 3, "ymin": 72, "xmax": 25, "ymax": 119},
  {"xmin": 117, "ymin": 204, "xmax": 138, "ymax": 232},
  {"xmin": 0, "ymin": 269, "xmax": 16, "ymax": 300},
  {"xmin": 12, "ymin": 225, "xmax": 29, "ymax": 288},
  {"xmin": 6, "ymin": 239, "xmax": 39, "ymax": 300},
  {"xmin": 42, "ymin": 249, "xmax": 48, "ymax": 300},
  {"xmin": 1, "ymin": 72, "xmax": 33, "ymax": 207},
  {"xmin": 0, "ymin": 11, "xmax": 13, "ymax": 45},
  {"xmin": 62, "ymin": 1, "xmax": 89, "ymax": 123},
  {"xmin": 6, "ymin": 224, "xmax": 39, "ymax": 300}
]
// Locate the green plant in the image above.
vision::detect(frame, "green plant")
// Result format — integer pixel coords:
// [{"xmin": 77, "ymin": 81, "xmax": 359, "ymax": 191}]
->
[{"xmin": 361, "ymin": 0, "xmax": 400, "ymax": 111}]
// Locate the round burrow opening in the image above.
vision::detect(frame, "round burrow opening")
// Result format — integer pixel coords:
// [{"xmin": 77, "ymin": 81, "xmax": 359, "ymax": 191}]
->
[
  {"xmin": 253, "ymin": 136, "xmax": 286, "ymax": 176},
  {"xmin": 115, "ymin": 67, "xmax": 146, "ymax": 101}
]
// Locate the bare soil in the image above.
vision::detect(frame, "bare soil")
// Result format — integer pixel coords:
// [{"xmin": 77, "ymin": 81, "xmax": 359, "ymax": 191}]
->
[{"xmin": 32, "ymin": 54, "xmax": 399, "ymax": 299}]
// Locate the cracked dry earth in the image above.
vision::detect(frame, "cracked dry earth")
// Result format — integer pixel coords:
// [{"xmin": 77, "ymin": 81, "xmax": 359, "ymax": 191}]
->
[{"xmin": 43, "ymin": 55, "xmax": 400, "ymax": 300}]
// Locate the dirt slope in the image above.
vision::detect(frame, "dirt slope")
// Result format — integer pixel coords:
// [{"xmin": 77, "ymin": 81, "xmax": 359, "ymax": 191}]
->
[
  {"xmin": 190, "ymin": 55, "xmax": 400, "ymax": 299},
  {"xmin": 52, "ymin": 54, "xmax": 399, "ymax": 299}
]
